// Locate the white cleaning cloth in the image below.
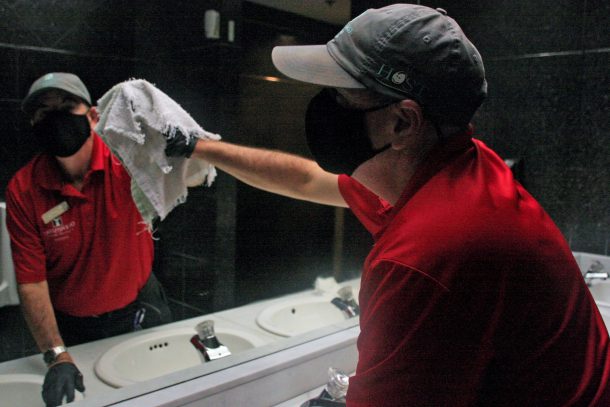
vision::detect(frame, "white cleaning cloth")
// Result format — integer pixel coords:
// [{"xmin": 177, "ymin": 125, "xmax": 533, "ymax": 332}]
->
[{"xmin": 95, "ymin": 79, "xmax": 221, "ymax": 226}]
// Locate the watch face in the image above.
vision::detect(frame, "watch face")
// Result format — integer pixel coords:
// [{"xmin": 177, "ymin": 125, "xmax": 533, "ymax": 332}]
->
[
  {"xmin": 43, "ymin": 346, "xmax": 66, "ymax": 365},
  {"xmin": 43, "ymin": 350, "xmax": 56, "ymax": 365}
]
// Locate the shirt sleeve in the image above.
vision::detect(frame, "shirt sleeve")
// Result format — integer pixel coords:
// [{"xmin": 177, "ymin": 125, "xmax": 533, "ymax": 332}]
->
[
  {"xmin": 5, "ymin": 183, "xmax": 47, "ymax": 283},
  {"xmin": 338, "ymin": 174, "xmax": 393, "ymax": 236},
  {"xmin": 347, "ymin": 260, "xmax": 486, "ymax": 407}
]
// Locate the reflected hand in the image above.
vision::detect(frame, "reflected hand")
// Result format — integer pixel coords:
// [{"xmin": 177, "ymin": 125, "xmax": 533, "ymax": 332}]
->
[
  {"xmin": 164, "ymin": 128, "xmax": 198, "ymax": 158},
  {"xmin": 42, "ymin": 362, "xmax": 85, "ymax": 407}
]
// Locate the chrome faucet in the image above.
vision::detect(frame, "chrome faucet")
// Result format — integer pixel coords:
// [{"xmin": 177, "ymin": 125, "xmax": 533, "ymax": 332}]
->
[
  {"xmin": 190, "ymin": 320, "xmax": 232, "ymax": 361},
  {"xmin": 331, "ymin": 286, "xmax": 360, "ymax": 318},
  {"xmin": 584, "ymin": 260, "xmax": 608, "ymax": 286}
]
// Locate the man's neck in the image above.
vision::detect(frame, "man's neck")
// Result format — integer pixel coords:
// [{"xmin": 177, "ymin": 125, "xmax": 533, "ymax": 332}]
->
[
  {"xmin": 352, "ymin": 127, "xmax": 440, "ymax": 205},
  {"xmin": 55, "ymin": 136, "xmax": 93, "ymax": 189}
]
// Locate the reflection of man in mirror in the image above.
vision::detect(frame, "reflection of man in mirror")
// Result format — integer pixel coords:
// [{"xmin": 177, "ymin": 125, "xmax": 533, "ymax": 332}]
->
[
  {"xmin": 5, "ymin": 73, "xmax": 172, "ymax": 407},
  {"xmin": 167, "ymin": 4, "xmax": 610, "ymax": 406}
]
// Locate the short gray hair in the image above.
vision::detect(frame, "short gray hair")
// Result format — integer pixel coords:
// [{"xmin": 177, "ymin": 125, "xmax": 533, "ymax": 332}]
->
[{"xmin": 334, "ymin": 88, "xmax": 398, "ymax": 110}]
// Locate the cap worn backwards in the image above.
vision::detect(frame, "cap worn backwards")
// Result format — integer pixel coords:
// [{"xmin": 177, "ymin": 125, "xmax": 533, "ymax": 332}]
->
[
  {"xmin": 22, "ymin": 72, "xmax": 91, "ymax": 114},
  {"xmin": 272, "ymin": 4, "xmax": 487, "ymax": 126}
]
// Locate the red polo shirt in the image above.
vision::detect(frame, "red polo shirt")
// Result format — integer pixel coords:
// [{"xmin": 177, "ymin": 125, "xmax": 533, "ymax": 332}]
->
[
  {"xmin": 6, "ymin": 133, "xmax": 153, "ymax": 316},
  {"xmin": 339, "ymin": 133, "xmax": 610, "ymax": 406}
]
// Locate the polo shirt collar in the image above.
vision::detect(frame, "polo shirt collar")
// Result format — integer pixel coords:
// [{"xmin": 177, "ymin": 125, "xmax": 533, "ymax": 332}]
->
[
  {"xmin": 392, "ymin": 127, "xmax": 474, "ymax": 213},
  {"xmin": 371, "ymin": 127, "xmax": 474, "ymax": 240}
]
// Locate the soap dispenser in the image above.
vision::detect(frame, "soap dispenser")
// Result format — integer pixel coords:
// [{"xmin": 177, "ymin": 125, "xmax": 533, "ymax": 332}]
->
[
  {"xmin": 300, "ymin": 367, "xmax": 349, "ymax": 407},
  {"xmin": 190, "ymin": 320, "xmax": 232, "ymax": 361}
]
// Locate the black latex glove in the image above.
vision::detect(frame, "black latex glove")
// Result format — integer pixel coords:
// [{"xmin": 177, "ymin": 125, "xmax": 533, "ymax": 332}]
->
[
  {"xmin": 164, "ymin": 128, "xmax": 198, "ymax": 158},
  {"xmin": 42, "ymin": 362, "xmax": 85, "ymax": 407}
]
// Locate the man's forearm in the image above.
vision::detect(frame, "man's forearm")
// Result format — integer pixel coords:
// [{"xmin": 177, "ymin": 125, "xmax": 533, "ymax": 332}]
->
[
  {"xmin": 18, "ymin": 281, "xmax": 65, "ymax": 352},
  {"xmin": 191, "ymin": 139, "xmax": 346, "ymax": 207}
]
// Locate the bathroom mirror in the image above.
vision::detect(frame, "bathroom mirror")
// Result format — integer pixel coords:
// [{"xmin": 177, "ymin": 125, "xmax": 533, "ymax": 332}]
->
[{"xmin": 0, "ymin": 1, "xmax": 370, "ymax": 404}]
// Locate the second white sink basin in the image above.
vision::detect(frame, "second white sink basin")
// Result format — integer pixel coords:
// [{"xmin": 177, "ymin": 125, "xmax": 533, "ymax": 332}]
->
[
  {"xmin": 256, "ymin": 297, "xmax": 352, "ymax": 337},
  {"xmin": 94, "ymin": 325, "xmax": 268, "ymax": 388}
]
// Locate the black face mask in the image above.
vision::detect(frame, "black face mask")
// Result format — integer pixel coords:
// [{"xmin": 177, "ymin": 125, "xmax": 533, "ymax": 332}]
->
[
  {"xmin": 32, "ymin": 110, "xmax": 91, "ymax": 157},
  {"xmin": 305, "ymin": 89, "xmax": 391, "ymax": 175}
]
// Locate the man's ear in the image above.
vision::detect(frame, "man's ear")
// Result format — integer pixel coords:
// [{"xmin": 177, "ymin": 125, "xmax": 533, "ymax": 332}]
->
[
  {"xmin": 391, "ymin": 99, "xmax": 424, "ymax": 150},
  {"xmin": 87, "ymin": 106, "xmax": 99, "ymax": 125}
]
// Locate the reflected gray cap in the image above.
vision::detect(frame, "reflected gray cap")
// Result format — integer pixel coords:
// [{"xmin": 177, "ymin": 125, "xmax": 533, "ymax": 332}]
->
[
  {"xmin": 22, "ymin": 72, "xmax": 91, "ymax": 114},
  {"xmin": 272, "ymin": 4, "xmax": 487, "ymax": 125}
]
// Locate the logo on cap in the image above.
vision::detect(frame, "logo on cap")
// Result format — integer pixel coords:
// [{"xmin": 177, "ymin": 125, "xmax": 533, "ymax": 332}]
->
[
  {"xmin": 391, "ymin": 72, "xmax": 406, "ymax": 85},
  {"xmin": 375, "ymin": 64, "xmax": 425, "ymax": 98}
]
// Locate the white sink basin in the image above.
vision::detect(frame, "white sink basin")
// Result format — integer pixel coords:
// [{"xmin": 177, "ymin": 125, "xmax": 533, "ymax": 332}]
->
[
  {"xmin": 256, "ymin": 296, "xmax": 354, "ymax": 337},
  {"xmin": 94, "ymin": 325, "xmax": 268, "ymax": 387},
  {"xmin": 0, "ymin": 374, "xmax": 83, "ymax": 406}
]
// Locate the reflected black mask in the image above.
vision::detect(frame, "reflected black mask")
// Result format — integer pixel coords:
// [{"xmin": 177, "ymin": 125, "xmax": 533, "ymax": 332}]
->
[
  {"xmin": 305, "ymin": 89, "xmax": 390, "ymax": 175},
  {"xmin": 32, "ymin": 110, "xmax": 91, "ymax": 157}
]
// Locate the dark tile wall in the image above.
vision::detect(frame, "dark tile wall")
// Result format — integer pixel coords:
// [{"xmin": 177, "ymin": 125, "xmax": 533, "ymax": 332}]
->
[{"xmin": 352, "ymin": 0, "xmax": 610, "ymax": 255}]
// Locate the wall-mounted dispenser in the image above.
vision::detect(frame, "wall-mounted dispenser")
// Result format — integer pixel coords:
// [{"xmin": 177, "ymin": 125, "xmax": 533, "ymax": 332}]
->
[{"xmin": 204, "ymin": 9, "xmax": 221, "ymax": 39}]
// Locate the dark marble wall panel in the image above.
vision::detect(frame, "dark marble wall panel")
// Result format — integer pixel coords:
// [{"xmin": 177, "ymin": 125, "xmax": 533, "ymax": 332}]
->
[
  {"xmin": 0, "ymin": 0, "xmax": 136, "ymax": 57},
  {"xmin": 585, "ymin": 0, "xmax": 610, "ymax": 48},
  {"xmin": 574, "ymin": 52, "xmax": 610, "ymax": 254},
  {"xmin": 475, "ymin": 55, "xmax": 583, "ymax": 196},
  {"xmin": 433, "ymin": 0, "xmax": 583, "ymax": 56},
  {"xmin": 474, "ymin": 54, "xmax": 605, "ymax": 250},
  {"xmin": 0, "ymin": 48, "xmax": 19, "ymax": 101}
]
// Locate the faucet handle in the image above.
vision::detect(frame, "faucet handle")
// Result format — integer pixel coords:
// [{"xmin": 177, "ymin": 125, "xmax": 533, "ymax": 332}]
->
[
  {"xmin": 587, "ymin": 260, "xmax": 605, "ymax": 274},
  {"xmin": 196, "ymin": 320, "xmax": 216, "ymax": 339},
  {"xmin": 337, "ymin": 286, "xmax": 353, "ymax": 302},
  {"xmin": 326, "ymin": 367, "xmax": 349, "ymax": 400},
  {"xmin": 585, "ymin": 260, "xmax": 608, "ymax": 279}
]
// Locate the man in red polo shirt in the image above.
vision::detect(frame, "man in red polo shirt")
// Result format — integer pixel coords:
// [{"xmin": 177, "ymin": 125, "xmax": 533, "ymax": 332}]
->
[
  {"xmin": 6, "ymin": 73, "xmax": 171, "ymax": 407},
  {"xmin": 166, "ymin": 4, "xmax": 610, "ymax": 406}
]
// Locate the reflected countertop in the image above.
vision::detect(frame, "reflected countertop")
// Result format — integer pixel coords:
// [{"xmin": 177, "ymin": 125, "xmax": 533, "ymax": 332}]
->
[{"xmin": 0, "ymin": 277, "xmax": 361, "ymax": 402}]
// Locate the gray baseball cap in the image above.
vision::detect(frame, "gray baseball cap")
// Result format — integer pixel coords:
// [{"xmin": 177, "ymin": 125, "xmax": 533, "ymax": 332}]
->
[
  {"xmin": 22, "ymin": 72, "xmax": 91, "ymax": 114},
  {"xmin": 272, "ymin": 4, "xmax": 487, "ymax": 125}
]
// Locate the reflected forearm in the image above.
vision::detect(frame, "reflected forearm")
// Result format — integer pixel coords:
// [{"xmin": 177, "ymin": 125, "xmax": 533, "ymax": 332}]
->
[
  {"xmin": 18, "ymin": 281, "xmax": 65, "ymax": 352},
  {"xmin": 191, "ymin": 139, "xmax": 347, "ymax": 207}
]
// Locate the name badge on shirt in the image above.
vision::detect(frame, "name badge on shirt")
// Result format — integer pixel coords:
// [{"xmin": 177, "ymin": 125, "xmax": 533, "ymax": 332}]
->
[{"xmin": 42, "ymin": 201, "xmax": 70, "ymax": 224}]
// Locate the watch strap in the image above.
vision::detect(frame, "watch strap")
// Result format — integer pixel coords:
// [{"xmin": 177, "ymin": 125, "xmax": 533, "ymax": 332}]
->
[{"xmin": 43, "ymin": 345, "xmax": 67, "ymax": 366}]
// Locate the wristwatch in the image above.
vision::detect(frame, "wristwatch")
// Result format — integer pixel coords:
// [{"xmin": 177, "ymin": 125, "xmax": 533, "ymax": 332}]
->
[{"xmin": 43, "ymin": 345, "xmax": 67, "ymax": 366}]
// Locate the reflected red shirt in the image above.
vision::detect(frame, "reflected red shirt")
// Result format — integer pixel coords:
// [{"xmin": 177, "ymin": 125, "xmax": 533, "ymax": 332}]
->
[
  {"xmin": 339, "ymin": 134, "xmax": 610, "ymax": 406},
  {"xmin": 6, "ymin": 133, "xmax": 153, "ymax": 316}
]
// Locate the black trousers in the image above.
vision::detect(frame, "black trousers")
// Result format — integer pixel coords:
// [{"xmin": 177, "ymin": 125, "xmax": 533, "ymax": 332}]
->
[{"xmin": 55, "ymin": 272, "xmax": 173, "ymax": 346}]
